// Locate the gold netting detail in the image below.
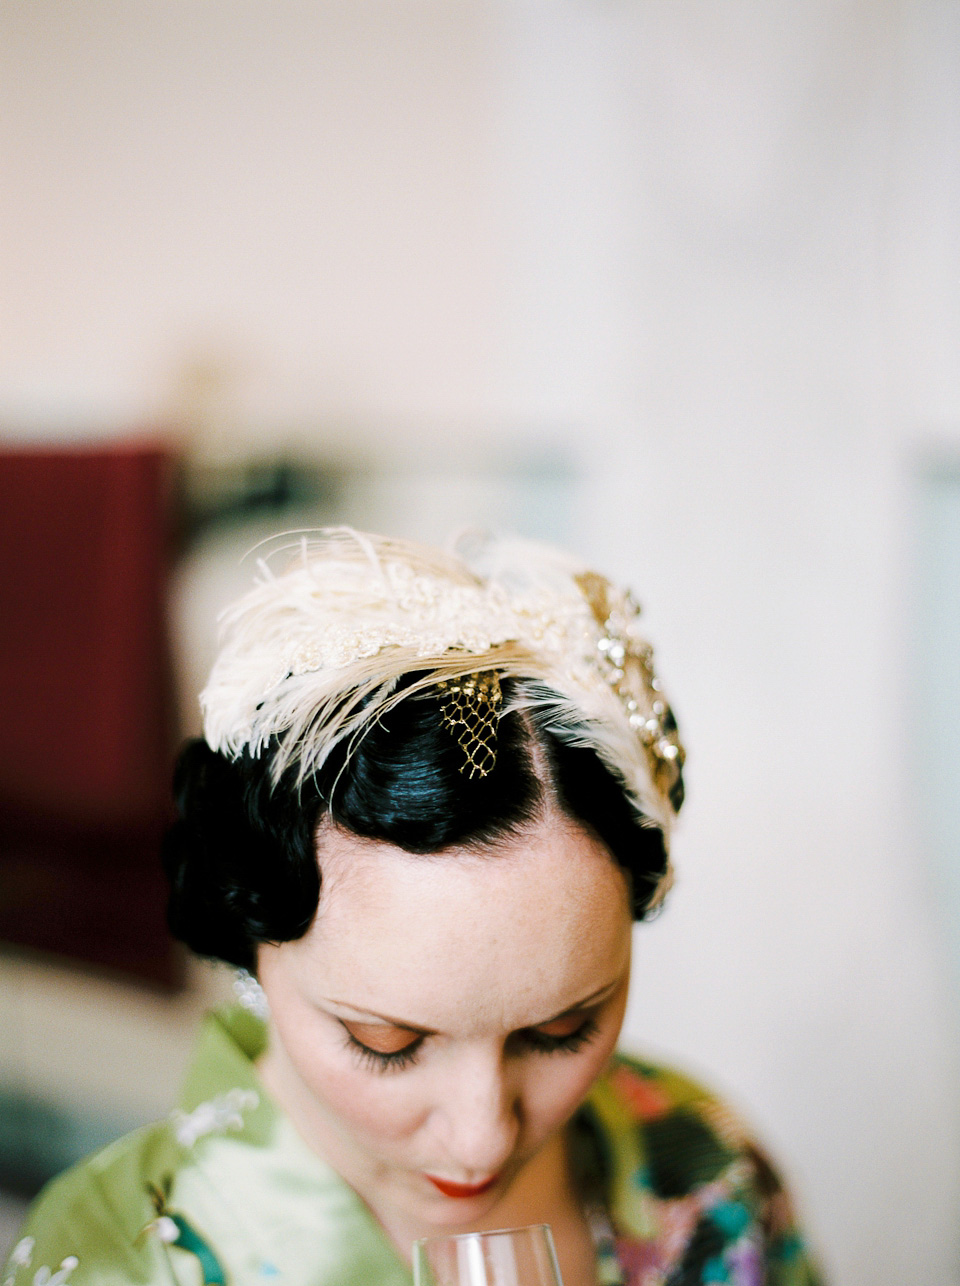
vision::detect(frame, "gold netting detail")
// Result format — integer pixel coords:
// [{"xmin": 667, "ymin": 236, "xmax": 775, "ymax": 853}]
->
[{"xmin": 436, "ymin": 670, "xmax": 503, "ymax": 779}]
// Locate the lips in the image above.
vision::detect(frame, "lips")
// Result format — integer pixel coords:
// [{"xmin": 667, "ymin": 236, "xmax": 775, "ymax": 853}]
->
[{"xmin": 425, "ymin": 1173, "xmax": 499, "ymax": 1199}]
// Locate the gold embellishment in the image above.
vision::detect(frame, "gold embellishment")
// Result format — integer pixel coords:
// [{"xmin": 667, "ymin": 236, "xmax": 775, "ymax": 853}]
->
[
  {"xmin": 574, "ymin": 571, "xmax": 685, "ymax": 811},
  {"xmin": 436, "ymin": 671, "xmax": 503, "ymax": 779}
]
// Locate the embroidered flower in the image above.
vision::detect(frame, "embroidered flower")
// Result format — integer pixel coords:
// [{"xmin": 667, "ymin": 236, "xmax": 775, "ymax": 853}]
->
[
  {"xmin": 151, "ymin": 1216, "xmax": 181, "ymax": 1244},
  {"xmin": 31, "ymin": 1257, "xmax": 78, "ymax": 1286},
  {"xmin": 171, "ymin": 1088, "xmax": 259, "ymax": 1147},
  {"xmin": 2, "ymin": 1237, "xmax": 35, "ymax": 1286}
]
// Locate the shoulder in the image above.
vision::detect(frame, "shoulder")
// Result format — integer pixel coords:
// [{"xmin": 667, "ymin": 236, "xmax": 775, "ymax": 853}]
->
[
  {"xmin": 598, "ymin": 1051, "xmax": 759, "ymax": 1165},
  {"xmin": 584, "ymin": 1052, "xmax": 824, "ymax": 1284},
  {"xmin": 586, "ymin": 1051, "xmax": 763, "ymax": 1202},
  {"xmin": 3, "ymin": 1121, "xmax": 181, "ymax": 1286}
]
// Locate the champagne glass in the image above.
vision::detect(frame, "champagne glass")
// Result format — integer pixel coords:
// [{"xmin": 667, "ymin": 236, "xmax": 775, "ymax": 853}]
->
[{"xmin": 413, "ymin": 1224, "xmax": 564, "ymax": 1286}]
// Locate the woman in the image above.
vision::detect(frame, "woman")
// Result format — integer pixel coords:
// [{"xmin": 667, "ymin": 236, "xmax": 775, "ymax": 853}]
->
[{"xmin": 5, "ymin": 529, "xmax": 821, "ymax": 1286}]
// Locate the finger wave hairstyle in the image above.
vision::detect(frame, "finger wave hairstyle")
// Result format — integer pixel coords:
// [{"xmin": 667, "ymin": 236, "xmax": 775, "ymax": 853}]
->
[{"xmin": 162, "ymin": 675, "xmax": 681, "ymax": 973}]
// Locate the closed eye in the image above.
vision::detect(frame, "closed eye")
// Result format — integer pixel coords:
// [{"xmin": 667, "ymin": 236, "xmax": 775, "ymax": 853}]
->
[
  {"xmin": 341, "ymin": 1021, "xmax": 424, "ymax": 1073},
  {"xmin": 513, "ymin": 1015, "xmax": 600, "ymax": 1056},
  {"xmin": 340, "ymin": 1014, "xmax": 601, "ymax": 1074}
]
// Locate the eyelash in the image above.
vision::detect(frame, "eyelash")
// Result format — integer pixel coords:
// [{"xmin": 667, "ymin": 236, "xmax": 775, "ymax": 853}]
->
[
  {"xmin": 343, "ymin": 1029, "xmax": 424, "ymax": 1074},
  {"xmin": 341, "ymin": 1018, "xmax": 601, "ymax": 1074},
  {"xmin": 518, "ymin": 1018, "xmax": 600, "ymax": 1056}
]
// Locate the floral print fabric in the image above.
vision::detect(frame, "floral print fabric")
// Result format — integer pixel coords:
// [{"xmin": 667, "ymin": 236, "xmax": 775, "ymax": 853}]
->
[{"xmin": 573, "ymin": 1057, "xmax": 822, "ymax": 1285}]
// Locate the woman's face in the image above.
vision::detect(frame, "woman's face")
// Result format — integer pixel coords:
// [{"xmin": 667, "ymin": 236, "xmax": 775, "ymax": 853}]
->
[{"xmin": 257, "ymin": 809, "xmax": 632, "ymax": 1234}]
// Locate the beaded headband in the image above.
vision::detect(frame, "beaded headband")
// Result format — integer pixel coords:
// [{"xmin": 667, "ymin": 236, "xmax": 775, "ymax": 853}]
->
[{"xmin": 201, "ymin": 527, "xmax": 684, "ymax": 846}]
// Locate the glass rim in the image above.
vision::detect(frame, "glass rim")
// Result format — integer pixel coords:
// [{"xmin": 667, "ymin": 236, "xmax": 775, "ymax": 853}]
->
[{"xmin": 413, "ymin": 1223, "xmax": 552, "ymax": 1250}]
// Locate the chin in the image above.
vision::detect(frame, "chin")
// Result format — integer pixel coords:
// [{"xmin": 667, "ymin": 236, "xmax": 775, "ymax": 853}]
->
[{"xmin": 421, "ymin": 1190, "xmax": 504, "ymax": 1231}]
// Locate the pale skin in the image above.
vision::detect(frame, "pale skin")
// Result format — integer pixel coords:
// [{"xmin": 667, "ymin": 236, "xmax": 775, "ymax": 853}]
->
[{"xmin": 257, "ymin": 807, "xmax": 633, "ymax": 1286}]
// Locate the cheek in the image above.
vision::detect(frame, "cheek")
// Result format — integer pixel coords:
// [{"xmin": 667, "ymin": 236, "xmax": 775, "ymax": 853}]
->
[
  {"xmin": 271, "ymin": 995, "xmax": 425, "ymax": 1147},
  {"xmin": 522, "ymin": 1009, "xmax": 626, "ymax": 1141}
]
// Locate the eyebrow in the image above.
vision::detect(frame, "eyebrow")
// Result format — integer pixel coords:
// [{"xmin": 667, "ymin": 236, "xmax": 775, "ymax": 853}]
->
[{"xmin": 323, "ymin": 977, "xmax": 623, "ymax": 1036}]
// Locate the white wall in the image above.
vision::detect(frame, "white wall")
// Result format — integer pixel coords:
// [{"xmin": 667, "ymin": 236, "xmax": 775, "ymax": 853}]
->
[
  {"xmin": 503, "ymin": 6, "xmax": 960, "ymax": 1282},
  {"xmin": 3, "ymin": 3, "xmax": 960, "ymax": 1282},
  {"xmin": 0, "ymin": 0, "xmax": 502, "ymax": 448}
]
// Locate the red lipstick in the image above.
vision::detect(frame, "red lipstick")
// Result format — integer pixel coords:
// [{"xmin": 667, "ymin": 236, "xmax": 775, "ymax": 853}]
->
[{"xmin": 425, "ymin": 1174, "xmax": 499, "ymax": 1199}]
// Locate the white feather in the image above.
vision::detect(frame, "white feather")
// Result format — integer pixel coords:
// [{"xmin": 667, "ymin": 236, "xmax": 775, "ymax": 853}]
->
[{"xmin": 200, "ymin": 527, "xmax": 683, "ymax": 849}]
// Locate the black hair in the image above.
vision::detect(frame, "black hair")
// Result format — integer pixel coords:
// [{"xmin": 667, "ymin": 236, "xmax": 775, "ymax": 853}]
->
[{"xmin": 162, "ymin": 677, "xmax": 679, "ymax": 971}]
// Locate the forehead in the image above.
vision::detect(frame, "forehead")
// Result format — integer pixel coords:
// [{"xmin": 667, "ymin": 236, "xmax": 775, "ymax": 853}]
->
[{"xmin": 292, "ymin": 815, "xmax": 631, "ymax": 1033}]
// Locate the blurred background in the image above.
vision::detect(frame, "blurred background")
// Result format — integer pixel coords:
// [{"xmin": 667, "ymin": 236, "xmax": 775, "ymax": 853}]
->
[{"xmin": 2, "ymin": 2, "xmax": 959, "ymax": 1281}]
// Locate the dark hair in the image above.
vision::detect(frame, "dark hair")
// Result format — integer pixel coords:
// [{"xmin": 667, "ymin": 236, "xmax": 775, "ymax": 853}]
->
[{"xmin": 162, "ymin": 677, "xmax": 678, "ymax": 971}]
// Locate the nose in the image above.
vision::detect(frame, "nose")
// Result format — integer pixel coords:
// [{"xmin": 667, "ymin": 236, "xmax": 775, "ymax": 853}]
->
[{"xmin": 431, "ymin": 1048, "xmax": 521, "ymax": 1178}]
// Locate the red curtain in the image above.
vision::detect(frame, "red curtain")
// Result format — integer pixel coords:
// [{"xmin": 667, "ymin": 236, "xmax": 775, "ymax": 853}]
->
[{"xmin": 0, "ymin": 442, "xmax": 182, "ymax": 987}]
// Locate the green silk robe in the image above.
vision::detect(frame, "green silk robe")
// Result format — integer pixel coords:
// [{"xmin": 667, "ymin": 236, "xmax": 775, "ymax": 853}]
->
[{"xmin": 3, "ymin": 1007, "xmax": 822, "ymax": 1286}]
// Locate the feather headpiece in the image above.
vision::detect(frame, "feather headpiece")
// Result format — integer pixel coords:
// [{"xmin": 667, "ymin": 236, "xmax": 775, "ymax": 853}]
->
[{"xmin": 201, "ymin": 527, "xmax": 684, "ymax": 844}]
